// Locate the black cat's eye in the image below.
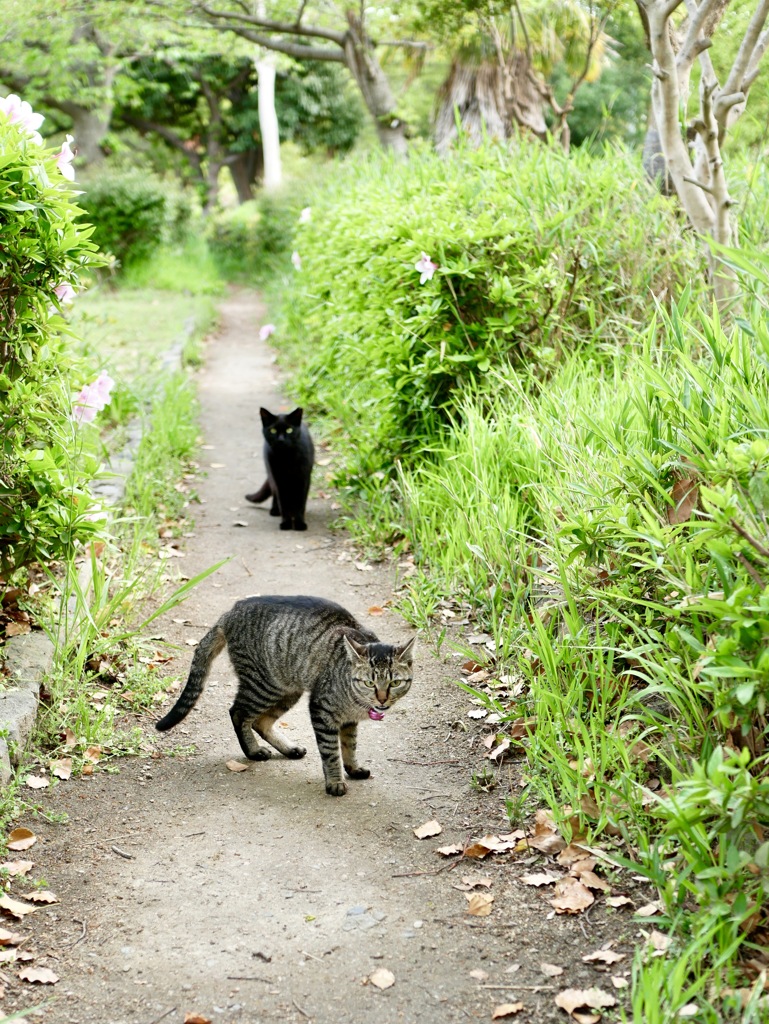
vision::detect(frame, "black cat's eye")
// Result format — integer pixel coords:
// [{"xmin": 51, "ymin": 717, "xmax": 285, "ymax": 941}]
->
[
  {"xmin": 270, "ymin": 427, "xmax": 278, "ymax": 434},
  {"xmin": 286, "ymin": 427, "xmax": 294, "ymax": 434}
]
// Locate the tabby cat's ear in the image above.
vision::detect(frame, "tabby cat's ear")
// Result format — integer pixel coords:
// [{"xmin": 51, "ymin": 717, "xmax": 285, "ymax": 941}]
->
[
  {"xmin": 396, "ymin": 635, "xmax": 417, "ymax": 664},
  {"xmin": 343, "ymin": 634, "xmax": 369, "ymax": 663},
  {"xmin": 286, "ymin": 407, "xmax": 303, "ymax": 427},
  {"xmin": 260, "ymin": 407, "xmax": 276, "ymax": 426}
]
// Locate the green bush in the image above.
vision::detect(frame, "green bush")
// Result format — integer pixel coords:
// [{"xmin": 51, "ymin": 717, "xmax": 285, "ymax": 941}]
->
[
  {"xmin": 279, "ymin": 141, "xmax": 702, "ymax": 481},
  {"xmin": 0, "ymin": 108, "xmax": 107, "ymax": 574},
  {"xmin": 78, "ymin": 169, "xmax": 193, "ymax": 269},
  {"xmin": 206, "ymin": 200, "xmax": 262, "ymax": 278}
]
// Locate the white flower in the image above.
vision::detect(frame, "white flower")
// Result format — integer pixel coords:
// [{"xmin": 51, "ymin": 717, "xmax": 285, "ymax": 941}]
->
[
  {"xmin": 55, "ymin": 134, "xmax": 76, "ymax": 180},
  {"xmin": 0, "ymin": 93, "xmax": 44, "ymax": 144},
  {"xmin": 259, "ymin": 323, "xmax": 276, "ymax": 341},
  {"xmin": 415, "ymin": 252, "xmax": 438, "ymax": 284},
  {"xmin": 298, "ymin": 207, "xmax": 312, "ymax": 224},
  {"xmin": 54, "ymin": 282, "xmax": 76, "ymax": 304},
  {"xmin": 72, "ymin": 372, "xmax": 115, "ymax": 424},
  {"xmin": 291, "ymin": 251, "xmax": 302, "ymax": 271}
]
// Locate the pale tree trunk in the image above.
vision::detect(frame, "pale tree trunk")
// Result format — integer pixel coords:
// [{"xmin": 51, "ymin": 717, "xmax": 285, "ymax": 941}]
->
[
  {"xmin": 343, "ymin": 11, "xmax": 407, "ymax": 155},
  {"xmin": 637, "ymin": 0, "xmax": 769, "ymax": 306},
  {"xmin": 256, "ymin": 55, "xmax": 282, "ymax": 190},
  {"xmin": 55, "ymin": 101, "xmax": 113, "ymax": 166}
]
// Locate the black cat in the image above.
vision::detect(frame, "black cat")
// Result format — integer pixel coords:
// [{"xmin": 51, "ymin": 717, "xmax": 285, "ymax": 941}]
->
[{"xmin": 245, "ymin": 407, "xmax": 314, "ymax": 531}]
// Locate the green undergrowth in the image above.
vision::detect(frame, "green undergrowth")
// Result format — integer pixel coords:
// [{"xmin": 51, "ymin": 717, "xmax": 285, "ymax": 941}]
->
[{"xmin": 266, "ymin": 139, "xmax": 769, "ymax": 1019}]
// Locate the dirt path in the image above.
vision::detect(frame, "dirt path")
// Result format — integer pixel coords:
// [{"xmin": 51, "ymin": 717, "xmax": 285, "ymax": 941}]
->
[{"xmin": 16, "ymin": 291, "xmax": 639, "ymax": 1024}]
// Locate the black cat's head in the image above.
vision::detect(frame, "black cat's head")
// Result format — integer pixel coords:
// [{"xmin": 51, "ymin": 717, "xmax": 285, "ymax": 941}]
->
[{"xmin": 260, "ymin": 407, "xmax": 303, "ymax": 446}]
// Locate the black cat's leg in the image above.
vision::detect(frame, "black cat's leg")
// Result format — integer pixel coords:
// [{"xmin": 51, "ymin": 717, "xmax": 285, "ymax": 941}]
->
[
  {"xmin": 280, "ymin": 518, "xmax": 293, "ymax": 530},
  {"xmin": 293, "ymin": 516, "xmax": 308, "ymax": 532},
  {"xmin": 253, "ymin": 693, "xmax": 306, "ymax": 759},
  {"xmin": 309, "ymin": 697, "xmax": 346, "ymax": 796},
  {"xmin": 340, "ymin": 722, "xmax": 370, "ymax": 780},
  {"xmin": 230, "ymin": 700, "xmax": 272, "ymax": 760},
  {"xmin": 270, "ymin": 498, "xmax": 281, "ymax": 517}
]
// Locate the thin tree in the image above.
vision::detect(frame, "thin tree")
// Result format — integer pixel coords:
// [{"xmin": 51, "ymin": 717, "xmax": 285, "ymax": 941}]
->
[{"xmin": 635, "ymin": 0, "xmax": 769, "ymax": 304}]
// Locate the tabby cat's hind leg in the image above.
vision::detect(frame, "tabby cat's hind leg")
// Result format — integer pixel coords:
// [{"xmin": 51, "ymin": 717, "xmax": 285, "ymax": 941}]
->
[
  {"xmin": 253, "ymin": 693, "xmax": 306, "ymax": 759},
  {"xmin": 340, "ymin": 722, "xmax": 370, "ymax": 780}
]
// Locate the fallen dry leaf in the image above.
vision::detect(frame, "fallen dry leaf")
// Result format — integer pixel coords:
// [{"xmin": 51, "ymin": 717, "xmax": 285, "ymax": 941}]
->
[
  {"xmin": 667, "ymin": 476, "xmax": 699, "ymax": 525},
  {"xmin": 554, "ymin": 987, "xmax": 617, "ymax": 1017},
  {"xmin": 469, "ymin": 968, "xmax": 489, "ymax": 981},
  {"xmin": 0, "ymin": 928, "xmax": 24, "ymax": 945},
  {"xmin": 435, "ymin": 844, "xmax": 463, "ymax": 857},
  {"xmin": 557, "ymin": 844, "xmax": 592, "ymax": 866},
  {"xmin": 487, "ymin": 738, "xmax": 511, "ymax": 761},
  {"xmin": 636, "ymin": 902, "xmax": 662, "ymax": 917},
  {"xmin": 24, "ymin": 775, "xmax": 48, "ymax": 791},
  {"xmin": 0, "ymin": 862, "xmax": 33, "ymax": 877},
  {"xmin": 83, "ymin": 745, "xmax": 101, "ymax": 764},
  {"xmin": 550, "ymin": 877, "xmax": 595, "ymax": 915},
  {"xmin": 184, "ymin": 1015, "xmax": 212, "ymax": 1024},
  {"xmin": 461, "ymin": 876, "xmax": 492, "ymax": 889},
  {"xmin": 5, "ymin": 622, "xmax": 31, "ymax": 637},
  {"xmin": 18, "ymin": 966, "xmax": 58, "ymax": 985},
  {"xmin": 605, "ymin": 895, "xmax": 633, "ymax": 908},
  {"xmin": 50, "ymin": 758, "xmax": 72, "ymax": 781},
  {"xmin": 63, "ymin": 728, "xmax": 77, "ymax": 747},
  {"xmin": 225, "ymin": 760, "xmax": 248, "ymax": 773},
  {"xmin": 6, "ymin": 829, "xmax": 36, "ymax": 852},
  {"xmin": 521, "ymin": 872, "xmax": 561, "ymax": 887},
  {"xmin": 611, "ymin": 976, "xmax": 629, "ymax": 989},
  {"xmin": 466, "ymin": 892, "xmax": 494, "ymax": 917},
  {"xmin": 647, "ymin": 929, "xmax": 672, "ymax": 953},
  {"xmin": 368, "ymin": 606, "xmax": 384, "ymax": 615},
  {"xmin": 21, "ymin": 890, "xmax": 57, "ymax": 905},
  {"xmin": 0, "ymin": 896, "xmax": 36, "ymax": 919},
  {"xmin": 575, "ymin": 869, "xmax": 611, "ymax": 893},
  {"xmin": 465, "ymin": 834, "xmax": 519, "ymax": 858},
  {"xmin": 369, "ymin": 968, "xmax": 395, "ymax": 990},
  {"xmin": 81, "ymin": 764, "xmax": 94, "ymax": 776},
  {"xmin": 582, "ymin": 949, "xmax": 625, "ymax": 965},
  {"xmin": 676, "ymin": 1003, "xmax": 699, "ymax": 1018},
  {"xmin": 413, "ymin": 820, "xmax": 442, "ymax": 840},
  {"xmin": 492, "ymin": 1004, "xmax": 524, "ymax": 1019},
  {"xmin": 541, "ymin": 963, "xmax": 565, "ymax": 977}
]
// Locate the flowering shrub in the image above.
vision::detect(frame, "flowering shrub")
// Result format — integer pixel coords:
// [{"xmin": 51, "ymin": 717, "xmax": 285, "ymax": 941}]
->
[
  {"xmin": 0, "ymin": 97, "xmax": 107, "ymax": 574},
  {"xmin": 280, "ymin": 142, "xmax": 702, "ymax": 480}
]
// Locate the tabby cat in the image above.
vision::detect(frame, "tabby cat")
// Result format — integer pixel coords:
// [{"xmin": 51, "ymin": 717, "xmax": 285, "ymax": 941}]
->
[
  {"xmin": 156, "ymin": 595, "xmax": 416, "ymax": 796},
  {"xmin": 245, "ymin": 407, "xmax": 314, "ymax": 531}
]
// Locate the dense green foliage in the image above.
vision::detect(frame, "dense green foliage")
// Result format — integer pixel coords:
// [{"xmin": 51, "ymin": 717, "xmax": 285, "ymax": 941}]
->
[
  {"xmin": 78, "ymin": 169, "xmax": 192, "ymax": 269},
  {"xmin": 282, "ymin": 142, "xmax": 699, "ymax": 480},
  {"xmin": 206, "ymin": 190, "xmax": 308, "ymax": 280},
  {"xmin": 273, "ymin": 141, "xmax": 769, "ymax": 1015},
  {"xmin": 0, "ymin": 116, "xmax": 106, "ymax": 574}
]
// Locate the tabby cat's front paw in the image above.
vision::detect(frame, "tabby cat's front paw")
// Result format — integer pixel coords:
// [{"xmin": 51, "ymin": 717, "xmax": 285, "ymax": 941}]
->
[
  {"xmin": 326, "ymin": 781, "xmax": 348, "ymax": 797},
  {"xmin": 285, "ymin": 745, "xmax": 307, "ymax": 759},
  {"xmin": 344, "ymin": 765, "xmax": 371, "ymax": 780},
  {"xmin": 246, "ymin": 748, "xmax": 272, "ymax": 761}
]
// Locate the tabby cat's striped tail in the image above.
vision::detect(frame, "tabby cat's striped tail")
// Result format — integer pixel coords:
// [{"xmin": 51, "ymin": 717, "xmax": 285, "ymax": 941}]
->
[{"xmin": 155, "ymin": 623, "xmax": 227, "ymax": 731}]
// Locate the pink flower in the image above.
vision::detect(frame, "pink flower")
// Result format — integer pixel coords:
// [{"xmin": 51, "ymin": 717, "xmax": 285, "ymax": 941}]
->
[
  {"xmin": 72, "ymin": 372, "xmax": 115, "ymax": 424},
  {"xmin": 55, "ymin": 134, "xmax": 76, "ymax": 180},
  {"xmin": 291, "ymin": 251, "xmax": 302, "ymax": 271},
  {"xmin": 298, "ymin": 207, "xmax": 312, "ymax": 224},
  {"xmin": 259, "ymin": 323, "xmax": 276, "ymax": 341},
  {"xmin": 0, "ymin": 93, "xmax": 44, "ymax": 144},
  {"xmin": 54, "ymin": 283, "xmax": 76, "ymax": 304},
  {"xmin": 415, "ymin": 252, "xmax": 438, "ymax": 284}
]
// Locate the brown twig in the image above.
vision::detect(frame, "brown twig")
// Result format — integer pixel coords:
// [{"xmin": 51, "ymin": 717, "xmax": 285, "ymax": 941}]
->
[
  {"xmin": 731, "ymin": 518, "xmax": 769, "ymax": 560},
  {"xmin": 387, "ymin": 758, "xmax": 461, "ymax": 766},
  {"xmin": 70, "ymin": 918, "xmax": 87, "ymax": 947},
  {"xmin": 226, "ymin": 975, "xmax": 275, "ymax": 983},
  {"xmin": 111, "ymin": 845, "xmax": 134, "ymax": 860},
  {"xmin": 480, "ymin": 983, "xmax": 554, "ymax": 991},
  {"xmin": 146, "ymin": 1008, "xmax": 177, "ymax": 1024},
  {"xmin": 292, "ymin": 998, "xmax": 312, "ymax": 1018}
]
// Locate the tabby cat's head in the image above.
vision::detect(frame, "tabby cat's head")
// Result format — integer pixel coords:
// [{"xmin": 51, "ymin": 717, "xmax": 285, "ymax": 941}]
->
[
  {"xmin": 343, "ymin": 634, "xmax": 416, "ymax": 717},
  {"xmin": 260, "ymin": 407, "xmax": 303, "ymax": 448}
]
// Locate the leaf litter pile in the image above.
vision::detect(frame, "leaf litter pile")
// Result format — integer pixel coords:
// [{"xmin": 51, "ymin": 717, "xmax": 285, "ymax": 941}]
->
[{"xmin": 0, "ymin": 827, "xmax": 61, "ymax": 1002}]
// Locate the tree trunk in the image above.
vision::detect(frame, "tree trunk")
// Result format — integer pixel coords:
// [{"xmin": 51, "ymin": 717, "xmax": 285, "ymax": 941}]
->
[
  {"xmin": 228, "ymin": 148, "xmax": 264, "ymax": 203},
  {"xmin": 641, "ymin": 104, "xmax": 673, "ymax": 195},
  {"xmin": 343, "ymin": 12, "xmax": 407, "ymax": 155},
  {"xmin": 434, "ymin": 54, "xmax": 547, "ymax": 154},
  {"xmin": 256, "ymin": 56, "xmax": 282, "ymax": 190}
]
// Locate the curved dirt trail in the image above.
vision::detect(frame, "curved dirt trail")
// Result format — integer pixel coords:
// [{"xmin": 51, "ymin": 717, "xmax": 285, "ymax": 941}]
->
[{"xmin": 21, "ymin": 291, "xmax": 632, "ymax": 1024}]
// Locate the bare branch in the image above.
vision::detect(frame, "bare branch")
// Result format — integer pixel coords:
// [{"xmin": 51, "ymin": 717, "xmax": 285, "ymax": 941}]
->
[
  {"xmin": 197, "ymin": 2, "xmax": 346, "ymax": 46},
  {"xmin": 199, "ymin": 21, "xmax": 343, "ymax": 62},
  {"xmin": 722, "ymin": 0, "xmax": 769, "ymax": 97}
]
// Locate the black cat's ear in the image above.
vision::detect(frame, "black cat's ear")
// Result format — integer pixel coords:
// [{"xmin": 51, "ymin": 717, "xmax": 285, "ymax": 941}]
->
[
  {"xmin": 286, "ymin": 407, "xmax": 303, "ymax": 427},
  {"xmin": 260, "ymin": 407, "xmax": 276, "ymax": 426},
  {"xmin": 395, "ymin": 636, "xmax": 417, "ymax": 664},
  {"xmin": 343, "ymin": 634, "xmax": 369, "ymax": 663}
]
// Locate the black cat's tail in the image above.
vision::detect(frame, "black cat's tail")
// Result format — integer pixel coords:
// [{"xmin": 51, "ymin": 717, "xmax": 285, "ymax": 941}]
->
[
  {"xmin": 245, "ymin": 480, "xmax": 271, "ymax": 504},
  {"xmin": 156, "ymin": 623, "xmax": 227, "ymax": 731}
]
